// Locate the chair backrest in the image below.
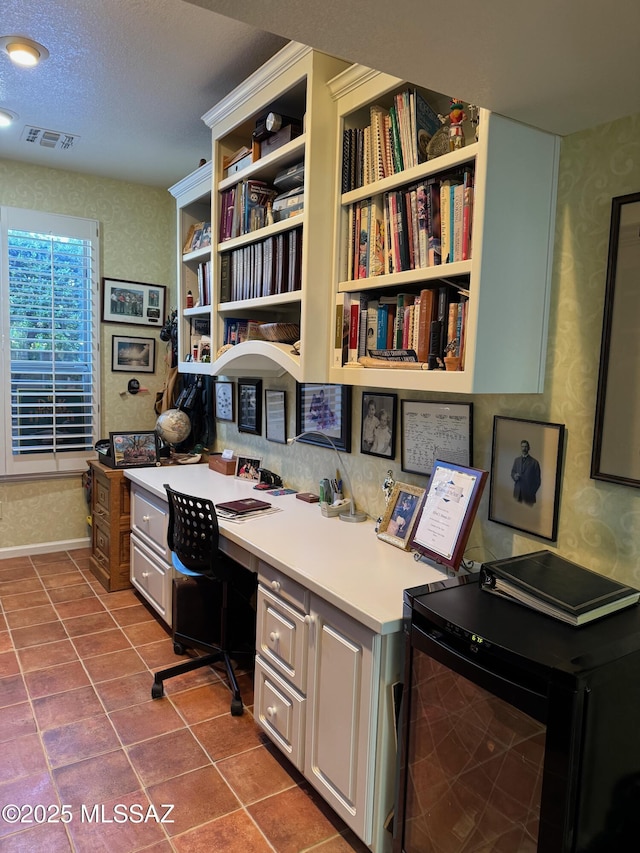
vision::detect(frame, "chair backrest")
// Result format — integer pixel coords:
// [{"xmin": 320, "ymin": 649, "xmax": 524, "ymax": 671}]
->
[{"xmin": 164, "ymin": 484, "xmax": 230, "ymax": 580}]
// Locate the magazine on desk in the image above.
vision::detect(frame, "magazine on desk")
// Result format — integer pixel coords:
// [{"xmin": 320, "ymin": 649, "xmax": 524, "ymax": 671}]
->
[{"xmin": 479, "ymin": 550, "xmax": 640, "ymax": 626}]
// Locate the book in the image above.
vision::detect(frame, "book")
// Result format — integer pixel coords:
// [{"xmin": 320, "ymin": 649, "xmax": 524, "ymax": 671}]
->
[
  {"xmin": 413, "ymin": 90, "xmax": 441, "ymax": 165},
  {"xmin": 215, "ymin": 498, "xmax": 271, "ymax": 516},
  {"xmin": 334, "ymin": 293, "xmax": 346, "ymax": 367},
  {"xmin": 479, "ymin": 550, "xmax": 640, "ymax": 626}
]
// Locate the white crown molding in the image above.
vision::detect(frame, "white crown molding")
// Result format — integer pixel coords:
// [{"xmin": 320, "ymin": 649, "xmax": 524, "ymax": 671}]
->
[{"xmin": 202, "ymin": 42, "xmax": 311, "ymax": 129}]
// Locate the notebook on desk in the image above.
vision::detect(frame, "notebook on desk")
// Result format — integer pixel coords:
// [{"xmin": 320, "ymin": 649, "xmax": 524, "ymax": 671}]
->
[{"xmin": 215, "ymin": 498, "xmax": 272, "ymax": 516}]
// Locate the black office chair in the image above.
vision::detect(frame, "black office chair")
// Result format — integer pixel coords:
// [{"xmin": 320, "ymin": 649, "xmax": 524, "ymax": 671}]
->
[{"xmin": 150, "ymin": 485, "xmax": 254, "ymax": 715}]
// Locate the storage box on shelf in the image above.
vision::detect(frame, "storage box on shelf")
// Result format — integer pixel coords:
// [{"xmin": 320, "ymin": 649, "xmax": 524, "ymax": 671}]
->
[
  {"xmin": 327, "ymin": 65, "xmax": 560, "ymax": 394},
  {"xmin": 202, "ymin": 42, "xmax": 349, "ymax": 381},
  {"xmin": 169, "ymin": 159, "xmax": 213, "ymax": 375}
]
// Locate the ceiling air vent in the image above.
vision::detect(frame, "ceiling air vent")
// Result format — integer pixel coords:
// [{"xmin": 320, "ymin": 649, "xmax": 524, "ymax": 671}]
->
[{"xmin": 21, "ymin": 126, "xmax": 79, "ymax": 151}]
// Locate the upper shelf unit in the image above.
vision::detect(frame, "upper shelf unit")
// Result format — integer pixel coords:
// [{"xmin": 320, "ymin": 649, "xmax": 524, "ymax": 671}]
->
[
  {"xmin": 199, "ymin": 42, "xmax": 350, "ymax": 381},
  {"xmin": 326, "ymin": 65, "xmax": 560, "ymax": 393}
]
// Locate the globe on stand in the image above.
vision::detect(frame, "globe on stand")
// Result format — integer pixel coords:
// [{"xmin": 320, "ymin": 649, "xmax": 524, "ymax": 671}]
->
[{"xmin": 155, "ymin": 408, "xmax": 191, "ymax": 459}]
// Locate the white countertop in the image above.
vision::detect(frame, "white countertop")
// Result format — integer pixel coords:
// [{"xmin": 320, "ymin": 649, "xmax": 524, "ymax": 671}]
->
[{"xmin": 125, "ymin": 464, "xmax": 449, "ymax": 635}]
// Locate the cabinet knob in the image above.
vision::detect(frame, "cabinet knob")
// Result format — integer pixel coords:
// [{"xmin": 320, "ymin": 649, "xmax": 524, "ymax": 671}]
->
[
  {"xmin": 304, "ymin": 614, "xmax": 314, "ymax": 624},
  {"xmin": 266, "ymin": 706, "xmax": 276, "ymax": 719},
  {"xmin": 142, "ymin": 515, "xmax": 150, "ymax": 522},
  {"xmin": 142, "ymin": 571, "xmax": 149, "ymax": 578},
  {"xmin": 270, "ymin": 580, "xmax": 281, "ymax": 592},
  {"xmin": 269, "ymin": 631, "xmax": 279, "ymax": 644}
]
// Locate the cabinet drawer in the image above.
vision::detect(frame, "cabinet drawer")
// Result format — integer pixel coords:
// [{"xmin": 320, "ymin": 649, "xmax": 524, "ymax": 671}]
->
[
  {"xmin": 93, "ymin": 472, "xmax": 111, "ymax": 519},
  {"xmin": 130, "ymin": 535, "xmax": 172, "ymax": 624},
  {"xmin": 258, "ymin": 560, "xmax": 309, "ymax": 614},
  {"xmin": 131, "ymin": 487, "xmax": 170, "ymax": 559},
  {"xmin": 255, "ymin": 656, "xmax": 305, "ymax": 771},
  {"xmin": 257, "ymin": 584, "xmax": 308, "ymax": 692},
  {"xmin": 93, "ymin": 515, "xmax": 111, "ymax": 565}
]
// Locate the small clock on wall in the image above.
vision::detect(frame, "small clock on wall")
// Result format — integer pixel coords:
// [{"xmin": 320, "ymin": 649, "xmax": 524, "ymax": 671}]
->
[{"xmin": 214, "ymin": 380, "xmax": 235, "ymax": 422}]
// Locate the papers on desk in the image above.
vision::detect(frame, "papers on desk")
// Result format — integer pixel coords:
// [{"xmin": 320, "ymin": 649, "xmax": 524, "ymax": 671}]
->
[{"xmin": 215, "ymin": 505, "xmax": 283, "ymax": 523}]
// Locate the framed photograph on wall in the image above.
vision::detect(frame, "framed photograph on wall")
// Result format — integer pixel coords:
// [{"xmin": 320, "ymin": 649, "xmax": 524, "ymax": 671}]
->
[
  {"xmin": 295, "ymin": 383, "xmax": 351, "ymax": 452},
  {"xmin": 102, "ymin": 277, "xmax": 166, "ymax": 327},
  {"xmin": 238, "ymin": 378, "xmax": 262, "ymax": 435},
  {"xmin": 111, "ymin": 335, "xmax": 155, "ymax": 373},
  {"xmin": 489, "ymin": 416, "xmax": 565, "ymax": 542},
  {"xmin": 591, "ymin": 191, "xmax": 640, "ymax": 488},
  {"xmin": 265, "ymin": 389, "xmax": 287, "ymax": 444},
  {"xmin": 377, "ymin": 483, "xmax": 425, "ymax": 550},
  {"xmin": 361, "ymin": 392, "xmax": 397, "ymax": 459},
  {"xmin": 214, "ymin": 380, "xmax": 235, "ymax": 422},
  {"xmin": 401, "ymin": 400, "xmax": 473, "ymax": 476}
]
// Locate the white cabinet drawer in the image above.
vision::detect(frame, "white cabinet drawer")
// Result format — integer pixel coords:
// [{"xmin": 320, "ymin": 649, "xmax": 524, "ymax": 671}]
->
[
  {"xmin": 130, "ymin": 534, "xmax": 172, "ymax": 625},
  {"xmin": 255, "ymin": 656, "xmax": 305, "ymax": 771},
  {"xmin": 258, "ymin": 560, "xmax": 309, "ymax": 614},
  {"xmin": 257, "ymin": 585, "xmax": 308, "ymax": 692},
  {"xmin": 131, "ymin": 486, "xmax": 170, "ymax": 559}
]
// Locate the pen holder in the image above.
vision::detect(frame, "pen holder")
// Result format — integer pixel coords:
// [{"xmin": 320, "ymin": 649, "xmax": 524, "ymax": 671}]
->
[{"xmin": 320, "ymin": 499, "xmax": 350, "ymax": 518}]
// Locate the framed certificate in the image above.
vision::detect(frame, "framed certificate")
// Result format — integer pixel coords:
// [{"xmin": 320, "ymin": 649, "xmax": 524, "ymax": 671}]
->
[{"xmin": 410, "ymin": 460, "xmax": 488, "ymax": 571}]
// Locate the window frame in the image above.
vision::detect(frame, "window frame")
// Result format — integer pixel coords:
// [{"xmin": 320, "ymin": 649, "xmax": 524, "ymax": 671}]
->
[{"xmin": 0, "ymin": 206, "xmax": 100, "ymax": 479}]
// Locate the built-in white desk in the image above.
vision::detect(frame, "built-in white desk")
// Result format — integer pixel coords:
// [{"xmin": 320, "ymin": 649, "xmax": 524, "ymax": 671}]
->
[{"xmin": 125, "ymin": 464, "xmax": 448, "ymax": 853}]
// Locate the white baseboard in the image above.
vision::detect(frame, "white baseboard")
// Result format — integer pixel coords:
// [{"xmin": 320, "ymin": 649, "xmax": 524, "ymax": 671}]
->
[{"xmin": 0, "ymin": 538, "xmax": 91, "ymax": 561}]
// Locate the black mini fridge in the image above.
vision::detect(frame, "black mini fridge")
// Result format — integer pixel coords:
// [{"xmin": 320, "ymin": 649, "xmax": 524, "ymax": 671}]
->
[{"xmin": 393, "ymin": 575, "xmax": 640, "ymax": 853}]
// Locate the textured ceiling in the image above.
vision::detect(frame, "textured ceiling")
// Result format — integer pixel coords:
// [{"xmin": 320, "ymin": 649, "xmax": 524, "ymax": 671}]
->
[
  {"xmin": 0, "ymin": 0, "xmax": 286, "ymax": 186},
  {"xmin": 1, "ymin": 0, "xmax": 639, "ymax": 189}
]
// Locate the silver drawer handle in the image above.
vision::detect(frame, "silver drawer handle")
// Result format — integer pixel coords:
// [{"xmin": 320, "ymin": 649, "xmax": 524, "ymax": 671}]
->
[
  {"xmin": 269, "ymin": 631, "xmax": 279, "ymax": 644},
  {"xmin": 270, "ymin": 580, "xmax": 281, "ymax": 592},
  {"xmin": 266, "ymin": 706, "xmax": 276, "ymax": 719},
  {"xmin": 142, "ymin": 515, "xmax": 150, "ymax": 522}
]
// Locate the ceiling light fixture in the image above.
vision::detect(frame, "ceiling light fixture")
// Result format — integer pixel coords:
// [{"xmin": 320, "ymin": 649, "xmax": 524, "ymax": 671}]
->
[
  {"xmin": 0, "ymin": 36, "xmax": 49, "ymax": 67},
  {"xmin": 0, "ymin": 108, "xmax": 18, "ymax": 128}
]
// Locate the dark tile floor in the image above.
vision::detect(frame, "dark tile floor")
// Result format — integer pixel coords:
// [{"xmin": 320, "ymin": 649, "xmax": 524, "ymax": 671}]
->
[{"xmin": 0, "ymin": 549, "xmax": 370, "ymax": 852}]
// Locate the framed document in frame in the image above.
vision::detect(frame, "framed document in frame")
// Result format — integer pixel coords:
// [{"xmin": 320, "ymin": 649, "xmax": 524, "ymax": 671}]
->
[
  {"xmin": 410, "ymin": 460, "xmax": 488, "ymax": 572},
  {"xmin": 401, "ymin": 400, "xmax": 472, "ymax": 476}
]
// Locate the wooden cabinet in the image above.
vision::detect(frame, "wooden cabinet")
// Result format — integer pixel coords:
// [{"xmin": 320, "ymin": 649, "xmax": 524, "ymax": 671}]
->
[
  {"xmin": 169, "ymin": 160, "xmax": 212, "ymax": 374},
  {"xmin": 88, "ymin": 460, "xmax": 132, "ymax": 592},
  {"xmin": 129, "ymin": 483, "xmax": 173, "ymax": 625},
  {"xmin": 327, "ymin": 65, "xmax": 560, "ymax": 393},
  {"xmin": 197, "ymin": 42, "xmax": 348, "ymax": 381},
  {"xmin": 254, "ymin": 560, "xmax": 402, "ymax": 852}
]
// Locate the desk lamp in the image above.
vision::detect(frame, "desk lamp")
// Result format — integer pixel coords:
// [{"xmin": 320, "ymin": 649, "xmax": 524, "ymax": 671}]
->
[{"xmin": 287, "ymin": 431, "xmax": 367, "ymax": 523}]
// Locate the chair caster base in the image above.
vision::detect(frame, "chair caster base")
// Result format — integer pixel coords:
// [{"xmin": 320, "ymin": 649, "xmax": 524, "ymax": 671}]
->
[
  {"xmin": 231, "ymin": 698, "xmax": 244, "ymax": 716},
  {"xmin": 151, "ymin": 682, "xmax": 164, "ymax": 700},
  {"xmin": 173, "ymin": 642, "xmax": 186, "ymax": 655}
]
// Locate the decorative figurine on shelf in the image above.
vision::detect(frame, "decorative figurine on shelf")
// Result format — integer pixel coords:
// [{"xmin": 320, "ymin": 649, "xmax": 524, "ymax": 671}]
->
[
  {"xmin": 448, "ymin": 99, "xmax": 467, "ymax": 151},
  {"xmin": 468, "ymin": 104, "xmax": 480, "ymax": 141},
  {"xmin": 376, "ymin": 470, "xmax": 396, "ymax": 533}
]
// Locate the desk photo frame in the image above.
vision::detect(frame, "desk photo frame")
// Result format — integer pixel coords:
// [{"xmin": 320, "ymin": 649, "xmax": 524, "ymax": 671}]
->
[{"xmin": 410, "ymin": 460, "xmax": 488, "ymax": 571}]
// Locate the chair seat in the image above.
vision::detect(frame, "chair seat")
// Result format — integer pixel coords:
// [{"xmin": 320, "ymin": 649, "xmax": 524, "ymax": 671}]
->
[{"xmin": 172, "ymin": 551, "xmax": 201, "ymax": 577}]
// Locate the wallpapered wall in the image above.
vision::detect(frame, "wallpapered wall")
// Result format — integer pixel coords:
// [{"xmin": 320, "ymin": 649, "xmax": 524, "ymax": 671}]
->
[
  {"xmin": 216, "ymin": 112, "xmax": 640, "ymax": 588},
  {"xmin": 2, "ymin": 111, "xmax": 639, "ymax": 584},
  {"xmin": 0, "ymin": 159, "xmax": 174, "ymax": 550}
]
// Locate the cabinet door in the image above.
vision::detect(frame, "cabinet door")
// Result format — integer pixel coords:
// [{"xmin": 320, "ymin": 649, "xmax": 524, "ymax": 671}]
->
[{"xmin": 305, "ymin": 595, "xmax": 375, "ymax": 843}]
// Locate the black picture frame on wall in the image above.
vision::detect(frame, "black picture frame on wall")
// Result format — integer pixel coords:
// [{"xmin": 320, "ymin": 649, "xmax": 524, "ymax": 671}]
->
[
  {"xmin": 489, "ymin": 415, "xmax": 565, "ymax": 542},
  {"xmin": 265, "ymin": 389, "xmax": 287, "ymax": 444},
  {"xmin": 102, "ymin": 277, "xmax": 166, "ymax": 327},
  {"xmin": 591, "ymin": 191, "xmax": 640, "ymax": 488},
  {"xmin": 361, "ymin": 392, "xmax": 397, "ymax": 459},
  {"xmin": 237, "ymin": 378, "xmax": 262, "ymax": 435},
  {"xmin": 295, "ymin": 383, "xmax": 351, "ymax": 452}
]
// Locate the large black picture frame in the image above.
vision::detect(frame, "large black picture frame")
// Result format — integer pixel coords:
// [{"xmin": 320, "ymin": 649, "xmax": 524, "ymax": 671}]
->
[
  {"xmin": 591, "ymin": 191, "xmax": 640, "ymax": 488},
  {"xmin": 295, "ymin": 383, "xmax": 351, "ymax": 452},
  {"xmin": 489, "ymin": 415, "xmax": 565, "ymax": 542}
]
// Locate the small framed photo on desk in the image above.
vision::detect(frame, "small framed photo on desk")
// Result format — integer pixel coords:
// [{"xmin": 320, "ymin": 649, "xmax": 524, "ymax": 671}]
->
[
  {"xmin": 235, "ymin": 456, "xmax": 261, "ymax": 482},
  {"xmin": 377, "ymin": 483, "xmax": 425, "ymax": 550},
  {"xmin": 109, "ymin": 431, "xmax": 160, "ymax": 468}
]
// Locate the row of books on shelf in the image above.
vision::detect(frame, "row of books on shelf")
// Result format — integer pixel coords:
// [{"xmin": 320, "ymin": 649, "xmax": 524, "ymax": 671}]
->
[
  {"xmin": 222, "ymin": 318, "xmax": 268, "ymax": 347},
  {"xmin": 220, "ymin": 227, "xmax": 303, "ymax": 303},
  {"xmin": 219, "ymin": 180, "xmax": 278, "ymax": 242},
  {"xmin": 345, "ymin": 167, "xmax": 474, "ymax": 280},
  {"xmin": 342, "ymin": 89, "xmax": 441, "ymax": 192},
  {"xmin": 334, "ymin": 286, "xmax": 468, "ymax": 368},
  {"xmin": 195, "ymin": 260, "xmax": 211, "ymax": 307}
]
